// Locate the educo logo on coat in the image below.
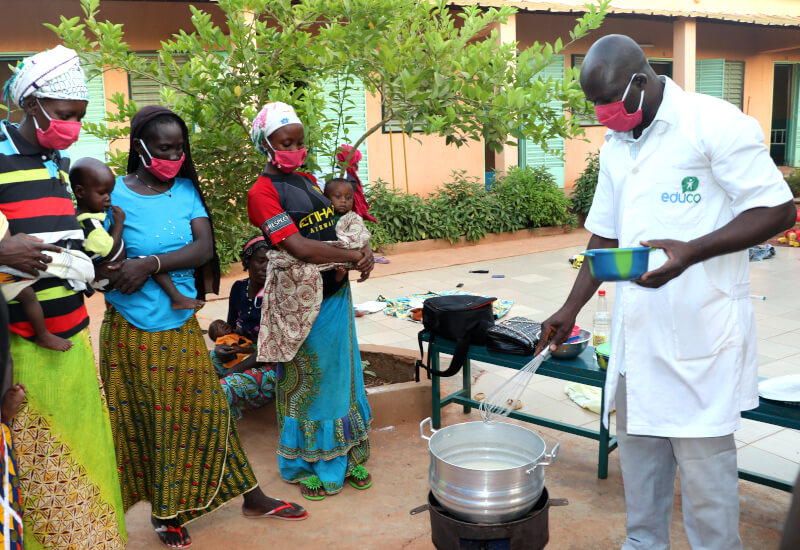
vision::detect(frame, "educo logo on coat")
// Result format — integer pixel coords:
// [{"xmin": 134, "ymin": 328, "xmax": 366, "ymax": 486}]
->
[{"xmin": 661, "ymin": 176, "xmax": 701, "ymax": 204}]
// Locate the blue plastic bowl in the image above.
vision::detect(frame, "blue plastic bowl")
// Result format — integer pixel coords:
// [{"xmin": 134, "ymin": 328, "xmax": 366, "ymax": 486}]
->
[{"xmin": 583, "ymin": 247, "xmax": 653, "ymax": 282}]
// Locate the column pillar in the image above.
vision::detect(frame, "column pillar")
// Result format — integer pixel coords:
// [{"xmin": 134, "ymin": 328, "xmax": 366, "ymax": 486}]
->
[
  {"xmin": 494, "ymin": 14, "xmax": 518, "ymax": 174},
  {"xmin": 673, "ymin": 17, "xmax": 697, "ymax": 92}
]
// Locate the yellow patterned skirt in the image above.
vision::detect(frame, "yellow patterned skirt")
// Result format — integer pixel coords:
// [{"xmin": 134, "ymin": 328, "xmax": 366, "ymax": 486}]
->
[
  {"xmin": 100, "ymin": 306, "xmax": 257, "ymax": 524},
  {"xmin": 10, "ymin": 329, "xmax": 127, "ymax": 550}
]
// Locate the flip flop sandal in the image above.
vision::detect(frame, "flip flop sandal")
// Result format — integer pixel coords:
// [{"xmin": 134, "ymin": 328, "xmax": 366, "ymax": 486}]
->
[
  {"xmin": 245, "ymin": 500, "xmax": 309, "ymax": 521},
  {"xmin": 154, "ymin": 525, "xmax": 192, "ymax": 549},
  {"xmin": 300, "ymin": 475, "xmax": 325, "ymax": 501},
  {"xmin": 347, "ymin": 465, "xmax": 373, "ymax": 490},
  {"xmin": 374, "ymin": 256, "xmax": 390, "ymax": 264}
]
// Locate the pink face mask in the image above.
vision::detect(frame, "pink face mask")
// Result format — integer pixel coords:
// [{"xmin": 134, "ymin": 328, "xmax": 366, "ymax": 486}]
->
[
  {"xmin": 267, "ymin": 142, "xmax": 307, "ymax": 173},
  {"xmin": 594, "ymin": 74, "xmax": 644, "ymax": 132},
  {"xmin": 139, "ymin": 140, "xmax": 185, "ymax": 182},
  {"xmin": 34, "ymin": 98, "xmax": 82, "ymax": 150}
]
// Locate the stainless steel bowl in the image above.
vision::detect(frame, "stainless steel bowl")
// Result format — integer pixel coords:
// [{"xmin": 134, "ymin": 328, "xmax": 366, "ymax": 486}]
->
[{"xmin": 536, "ymin": 328, "xmax": 592, "ymax": 359}]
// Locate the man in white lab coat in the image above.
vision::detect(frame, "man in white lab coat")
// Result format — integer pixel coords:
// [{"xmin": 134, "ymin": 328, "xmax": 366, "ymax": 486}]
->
[{"xmin": 537, "ymin": 34, "xmax": 796, "ymax": 549}]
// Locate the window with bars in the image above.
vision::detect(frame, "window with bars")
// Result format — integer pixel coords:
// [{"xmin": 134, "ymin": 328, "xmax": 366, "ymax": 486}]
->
[{"xmin": 127, "ymin": 52, "xmax": 188, "ymax": 107}]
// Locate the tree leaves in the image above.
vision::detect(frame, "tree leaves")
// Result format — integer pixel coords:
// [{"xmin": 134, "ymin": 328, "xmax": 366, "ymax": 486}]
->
[{"xmin": 50, "ymin": 0, "xmax": 608, "ymax": 265}]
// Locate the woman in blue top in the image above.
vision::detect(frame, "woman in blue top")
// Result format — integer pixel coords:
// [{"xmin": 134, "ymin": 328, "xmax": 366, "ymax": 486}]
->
[{"xmin": 99, "ymin": 106, "xmax": 306, "ymax": 550}]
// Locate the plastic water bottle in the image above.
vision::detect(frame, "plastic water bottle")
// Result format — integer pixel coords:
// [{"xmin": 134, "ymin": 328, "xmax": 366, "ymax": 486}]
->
[{"xmin": 592, "ymin": 290, "xmax": 611, "ymax": 347}]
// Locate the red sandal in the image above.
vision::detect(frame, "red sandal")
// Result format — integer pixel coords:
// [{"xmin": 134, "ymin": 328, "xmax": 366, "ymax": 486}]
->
[
  {"xmin": 154, "ymin": 524, "xmax": 192, "ymax": 549},
  {"xmin": 245, "ymin": 500, "xmax": 309, "ymax": 521}
]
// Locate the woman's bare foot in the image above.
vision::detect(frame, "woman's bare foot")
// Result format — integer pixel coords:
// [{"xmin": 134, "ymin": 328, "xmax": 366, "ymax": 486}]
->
[
  {"xmin": 1, "ymin": 384, "xmax": 26, "ymax": 423},
  {"xmin": 170, "ymin": 296, "xmax": 205, "ymax": 310},
  {"xmin": 242, "ymin": 487, "xmax": 308, "ymax": 519},
  {"xmin": 151, "ymin": 516, "xmax": 191, "ymax": 549},
  {"xmin": 34, "ymin": 332, "xmax": 73, "ymax": 352}
]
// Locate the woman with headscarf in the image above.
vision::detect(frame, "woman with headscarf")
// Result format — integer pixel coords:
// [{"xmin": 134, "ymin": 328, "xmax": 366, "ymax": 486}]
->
[
  {"xmin": 247, "ymin": 102, "xmax": 374, "ymax": 501},
  {"xmin": 99, "ymin": 105, "xmax": 306, "ymax": 549},
  {"xmin": 0, "ymin": 46, "xmax": 127, "ymax": 549},
  {"xmin": 209, "ymin": 235, "xmax": 276, "ymax": 417}
]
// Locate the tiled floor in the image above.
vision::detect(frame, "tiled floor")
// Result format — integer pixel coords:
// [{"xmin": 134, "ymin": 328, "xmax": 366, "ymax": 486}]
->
[{"xmin": 349, "ymin": 241, "xmax": 800, "ymax": 485}]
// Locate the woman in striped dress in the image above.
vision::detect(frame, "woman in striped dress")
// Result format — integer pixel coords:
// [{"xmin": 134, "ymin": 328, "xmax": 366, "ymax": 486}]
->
[{"xmin": 0, "ymin": 47, "xmax": 127, "ymax": 550}]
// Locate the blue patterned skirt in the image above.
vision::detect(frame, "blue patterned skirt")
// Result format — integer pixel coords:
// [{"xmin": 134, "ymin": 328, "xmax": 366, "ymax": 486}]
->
[{"xmin": 275, "ymin": 283, "xmax": 371, "ymax": 494}]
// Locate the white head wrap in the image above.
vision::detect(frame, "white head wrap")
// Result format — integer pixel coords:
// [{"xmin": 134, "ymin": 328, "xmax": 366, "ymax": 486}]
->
[
  {"xmin": 250, "ymin": 102, "xmax": 303, "ymax": 156},
  {"xmin": 3, "ymin": 45, "xmax": 89, "ymax": 107}
]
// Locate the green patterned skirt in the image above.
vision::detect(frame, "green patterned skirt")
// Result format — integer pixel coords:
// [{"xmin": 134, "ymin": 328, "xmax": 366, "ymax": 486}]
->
[
  {"xmin": 100, "ymin": 306, "xmax": 257, "ymax": 524},
  {"xmin": 10, "ymin": 329, "xmax": 126, "ymax": 550}
]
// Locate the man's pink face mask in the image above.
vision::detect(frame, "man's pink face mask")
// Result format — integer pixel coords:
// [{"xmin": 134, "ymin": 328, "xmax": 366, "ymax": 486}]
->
[{"xmin": 594, "ymin": 74, "xmax": 644, "ymax": 132}]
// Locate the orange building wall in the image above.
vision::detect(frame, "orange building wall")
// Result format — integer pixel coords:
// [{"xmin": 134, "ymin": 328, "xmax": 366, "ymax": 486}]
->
[{"xmin": 363, "ymin": 91, "xmax": 486, "ymax": 196}]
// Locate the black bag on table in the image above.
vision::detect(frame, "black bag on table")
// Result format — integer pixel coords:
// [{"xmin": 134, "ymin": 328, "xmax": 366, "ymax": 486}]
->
[
  {"xmin": 415, "ymin": 295, "xmax": 496, "ymax": 381},
  {"xmin": 485, "ymin": 317, "xmax": 541, "ymax": 355}
]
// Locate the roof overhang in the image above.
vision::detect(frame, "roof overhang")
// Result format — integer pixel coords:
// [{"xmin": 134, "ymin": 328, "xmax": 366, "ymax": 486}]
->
[{"xmin": 449, "ymin": 1, "xmax": 800, "ymax": 28}]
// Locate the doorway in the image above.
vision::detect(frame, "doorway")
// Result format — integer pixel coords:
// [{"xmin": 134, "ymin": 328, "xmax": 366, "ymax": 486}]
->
[{"xmin": 771, "ymin": 63, "xmax": 798, "ymax": 166}]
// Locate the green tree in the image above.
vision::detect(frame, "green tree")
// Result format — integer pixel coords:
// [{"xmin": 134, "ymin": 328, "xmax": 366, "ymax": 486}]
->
[{"xmin": 49, "ymin": 0, "xmax": 608, "ymax": 265}]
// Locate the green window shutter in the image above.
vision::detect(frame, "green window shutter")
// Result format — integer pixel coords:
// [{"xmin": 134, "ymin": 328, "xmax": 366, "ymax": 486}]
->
[
  {"xmin": 128, "ymin": 53, "xmax": 161, "ymax": 106},
  {"xmin": 128, "ymin": 52, "xmax": 188, "ymax": 107},
  {"xmin": 696, "ymin": 59, "xmax": 725, "ymax": 99},
  {"xmin": 67, "ymin": 67, "xmax": 107, "ymax": 162},
  {"xmin": 519, "ymin": 54, "xmax": 565, "ymax": 187},
  {"xmin": 723, "ymin": 61, "xmax": 745, "ymax": 110},
  {"xmin": 320, "ymin": 76, "xmax": 369, "ymax": 186}
]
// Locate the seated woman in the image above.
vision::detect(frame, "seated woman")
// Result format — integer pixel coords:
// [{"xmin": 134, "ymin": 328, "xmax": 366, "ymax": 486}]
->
[{"xmin": 210, "ymin": 235, "xmax": 276, "ymax": 418}]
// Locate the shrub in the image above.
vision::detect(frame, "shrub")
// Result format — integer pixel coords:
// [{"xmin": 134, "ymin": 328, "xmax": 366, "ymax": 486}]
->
[
  {"xmin": 569, "ymin": 151, "xmax": 600, "ymax": 217},
  {"xmin": 786, "ymin": 170, "xmax": 800, "ymax": 198},
  {"xmin": 365, "ymin": 168, "xmax": 573, "ymax": 250},
  {"xmin": 493, "ymin": 165, "xmax": 572, "ymax": 227},
  {"xmin": 363, "ymin": 180, "xmax": 429, "ymax": 250}
]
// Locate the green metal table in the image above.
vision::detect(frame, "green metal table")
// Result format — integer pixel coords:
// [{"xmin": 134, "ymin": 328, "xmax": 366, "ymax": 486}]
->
[
  {"xmin": 423, "ymin": 331, "xmax": 799, "ymax": 491},
  {"xmin": 741, "ymin": 397, "xmax": 800, "ymax": 492},
  {"xmin": 422, "ymin": 332, "xmax": 618, "ymax": 479}
]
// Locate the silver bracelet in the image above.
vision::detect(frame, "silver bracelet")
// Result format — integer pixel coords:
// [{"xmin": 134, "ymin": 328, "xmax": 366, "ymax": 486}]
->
[{"xmin": 150, "ymin": 255, "xmax": 161, "ymax": 274}]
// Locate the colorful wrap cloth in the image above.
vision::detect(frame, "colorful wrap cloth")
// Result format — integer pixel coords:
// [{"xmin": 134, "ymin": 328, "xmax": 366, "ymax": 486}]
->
[
  {"xmin": 275, "ymin": 282, "xmax": 371, "ymax": 495},
  {"xmin": 0, "ymin": 423, "xmax": 23, "ymax": 550},
  {"xmin": 257, "ymin": 211, "xmax": 371, "ymax": 362},
  {"xmin": 209, "ymin": 351, "xmax": 276, "ymax": 419},
  {"xmin": 2, "ymin": 45, "xmax": 89, "ymax": 107},
  {"xmin": 336, "ymin": 145, "xmax": 375, "ymax": 223},
  {"xmin": 99, "ymin": 307, "xmax": 258, "ymax": 524},
  {"xmin": 0, "ymin": 248, "xmax": 94, "ymax": 301},
  {"xmin": 377, "ymin": 290, "xmax": 514, "ymax": 321},
  {"xmin": 10, "ymin": 329, "xmax": 126, "ymax": 550}
]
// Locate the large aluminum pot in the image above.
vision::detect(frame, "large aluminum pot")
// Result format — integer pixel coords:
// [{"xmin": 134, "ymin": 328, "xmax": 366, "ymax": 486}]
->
[{"xmin": 420, "ymin": 417, "xmax": 558, "ymax": 524}]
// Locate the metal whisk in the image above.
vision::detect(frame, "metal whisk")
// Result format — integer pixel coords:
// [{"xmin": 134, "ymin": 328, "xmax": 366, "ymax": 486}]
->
[{"xmin": 479, "ymin": 347, "xmax": 551, "ymax": 423}]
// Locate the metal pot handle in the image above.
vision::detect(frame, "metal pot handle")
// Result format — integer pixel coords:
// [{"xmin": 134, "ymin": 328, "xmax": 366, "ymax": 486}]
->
[
  {"xmin": 419, "ymin": 417, "xmax": 437, "ymax": 441},
  {"xmin": 525, "ymin": 442, "xmax": 560, "ymax": 474}
]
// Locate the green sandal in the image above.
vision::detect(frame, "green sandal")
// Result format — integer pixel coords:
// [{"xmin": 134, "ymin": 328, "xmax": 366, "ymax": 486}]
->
[
  {"xmin": 347, "ymin": 465, "xmax": 372, "ymax": 490},
  {"xmin": 300, "ymin": 475, "xmax": 325, "ymax": 501}
]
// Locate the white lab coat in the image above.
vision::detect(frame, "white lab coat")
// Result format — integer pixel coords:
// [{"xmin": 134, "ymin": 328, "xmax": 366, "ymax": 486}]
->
[{"xmin": 585, "ymin": 77, "xmax": 792, "ymax": 438}]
